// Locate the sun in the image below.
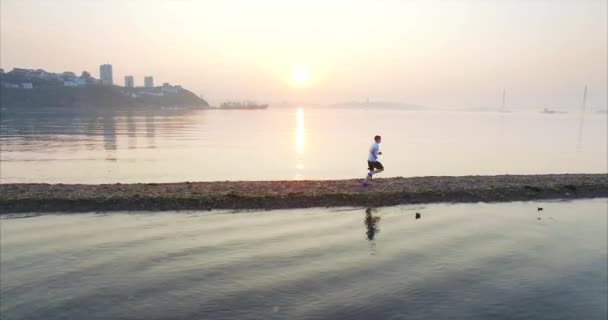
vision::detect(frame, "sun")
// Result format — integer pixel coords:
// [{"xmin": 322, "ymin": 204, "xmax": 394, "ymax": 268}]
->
[{"xmin": 292, "ymin": 65, "xmax": 310, "ymax": 86}]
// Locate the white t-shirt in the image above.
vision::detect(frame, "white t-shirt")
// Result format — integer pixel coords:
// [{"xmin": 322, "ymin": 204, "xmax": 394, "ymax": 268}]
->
[{"xmin": 368, "ymin": 142, "xmax": 380, "ymax": 162}]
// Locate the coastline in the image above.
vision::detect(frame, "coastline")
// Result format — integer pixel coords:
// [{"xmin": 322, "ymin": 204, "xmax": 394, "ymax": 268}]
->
[{"xmin": 1, "ymin": 174, "xmax": 606, "ymax": 214}]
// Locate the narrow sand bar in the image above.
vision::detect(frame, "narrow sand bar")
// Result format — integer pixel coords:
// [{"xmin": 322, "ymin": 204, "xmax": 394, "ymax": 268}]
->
[{"xmin": 1, "ymin": 174, "xmax": 606, "ymax": 214}]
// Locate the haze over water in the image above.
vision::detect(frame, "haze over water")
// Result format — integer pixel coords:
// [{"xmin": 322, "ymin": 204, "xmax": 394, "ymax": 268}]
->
[{"xmin": 1, "ymin": 108, "xmax": 606, "ymax": 183}]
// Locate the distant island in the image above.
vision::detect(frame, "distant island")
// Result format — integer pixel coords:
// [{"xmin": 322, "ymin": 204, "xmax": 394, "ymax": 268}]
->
[
  {"xmin": 0, "ymin": 67, "xmax": 209, "ymax": 110},
  {"xmin": 330, "ymin": 99, "xmax": 425, "ymax": 110}
]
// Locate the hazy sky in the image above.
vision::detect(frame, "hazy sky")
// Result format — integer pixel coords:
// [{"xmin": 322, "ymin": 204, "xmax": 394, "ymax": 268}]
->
[{"xmin": 1, "ymin": 0, "xmax": 606, "ymax": 108}]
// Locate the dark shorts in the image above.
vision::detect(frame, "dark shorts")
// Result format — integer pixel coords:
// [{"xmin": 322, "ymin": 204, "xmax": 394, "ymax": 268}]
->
[{"xmin": 368, "ymin": 161, "xmax": 384, "ymax": 171}]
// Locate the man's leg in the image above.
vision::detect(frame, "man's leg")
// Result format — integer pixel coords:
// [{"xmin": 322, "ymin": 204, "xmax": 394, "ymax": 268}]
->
[
  {"xmin": 366, "ymin": 170, "xmax": 373, "ymax": 180},
  {"xmin": 371, "ymin": 162, "xmax": 384, "ymax": 176},
  {"xmin": 366, "ymin": 162, "xmax": 374, "ymax": 180}
]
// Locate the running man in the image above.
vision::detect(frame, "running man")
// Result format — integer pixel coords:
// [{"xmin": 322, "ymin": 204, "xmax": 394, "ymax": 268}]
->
[{"xmin": 365, "ymin": 135, "xmax": 383, "ymax": 182}]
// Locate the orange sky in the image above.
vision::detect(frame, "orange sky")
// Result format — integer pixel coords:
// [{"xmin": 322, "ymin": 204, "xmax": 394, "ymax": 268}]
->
[{"xmin": 1, "ymin": 0, "xmax": 606, "ymax": 108}]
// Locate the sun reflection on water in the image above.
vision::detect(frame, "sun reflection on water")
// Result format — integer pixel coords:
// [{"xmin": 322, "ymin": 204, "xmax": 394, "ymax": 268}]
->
[
  {"xmin": 295, "ymin": 108, "xmax": 305, "ymax": 180},
  {"xmin": 296, "ymin": 108, "xmax": 304, "ymax": 154}
]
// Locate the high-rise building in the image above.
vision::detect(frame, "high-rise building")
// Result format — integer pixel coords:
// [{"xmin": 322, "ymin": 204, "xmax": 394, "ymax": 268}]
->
[
  {"xmin": 100, "ymin": 64, "xmax": 113, "ymax": 85},
  {"xmin": 124, "ymin": 75, "xmax": 134, "ymax": 88},
  {"xmin": 144, "ymin": 76, "xmax": 154, "ymax": 88}
]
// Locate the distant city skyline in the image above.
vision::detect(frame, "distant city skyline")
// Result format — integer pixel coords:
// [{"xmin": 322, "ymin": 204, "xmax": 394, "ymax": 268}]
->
[
  {"xmin": 2, "ymin": 65, "xmax": 171, "ymax": 91},
  {"xmin": 99, "ymin": 64, "xmax": 113, "ymax": 86},
  {"xmin": 144, "ymin": 76, "xmax": 154, "ymax": 89},
  {"xmin": 124, "ymin": 75, "xmax": 134, "ymax": 88},
  {"xmin": 1, "ymin": 0, "xmax": 606, "ymax": 108}
]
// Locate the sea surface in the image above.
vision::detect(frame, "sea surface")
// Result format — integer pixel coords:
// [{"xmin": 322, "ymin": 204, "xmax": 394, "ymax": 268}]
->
[
  {"xmin": 1, "ymin": 199, "xmax": 606, "ymax": 319},
  {"xmin": 1, "ymin": 107, "xmax": 606, "ymax": 183}
]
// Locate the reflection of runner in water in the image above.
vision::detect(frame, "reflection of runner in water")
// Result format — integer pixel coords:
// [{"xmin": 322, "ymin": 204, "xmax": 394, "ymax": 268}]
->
[
  {"xmin": 364, "ymin": 208, "xmax": 381, "ymax": 254},
  {"xmin": 364, "ymin": 135, "xmax": 383, "ymax": 185}
]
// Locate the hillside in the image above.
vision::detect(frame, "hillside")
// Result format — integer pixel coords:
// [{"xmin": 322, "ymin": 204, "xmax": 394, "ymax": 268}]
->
[{"xmin": 0, "ymin": 85, "xmax": 209, "ymax": 110}]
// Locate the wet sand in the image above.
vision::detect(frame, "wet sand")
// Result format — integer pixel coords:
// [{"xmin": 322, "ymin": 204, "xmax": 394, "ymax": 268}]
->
[{"xmin": 0, "ymin": 174, "xmax": 606, "ymax": 214}]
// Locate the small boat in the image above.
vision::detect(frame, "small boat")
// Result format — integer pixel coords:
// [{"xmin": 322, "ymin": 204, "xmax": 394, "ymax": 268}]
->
[
  {"xmin": 541, "ymin": 108, "xmax": 567, "ymax": 114},
  {"xmin": 220, "ymin": 101, "xmax": 268, "ymax": 110},
  {"xmin": 498, "ymin": 89, "xmax": 511, "ymax": 113}
]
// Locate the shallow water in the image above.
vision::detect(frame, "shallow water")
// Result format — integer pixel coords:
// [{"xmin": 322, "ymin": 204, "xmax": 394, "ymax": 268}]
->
[
  {"xmin": 1, "ymin": 199, "xmax": 606, "ymax": 319},
  {"xmin": 1, "ymin": 108, "xmax": 606, "ymax": 183}
]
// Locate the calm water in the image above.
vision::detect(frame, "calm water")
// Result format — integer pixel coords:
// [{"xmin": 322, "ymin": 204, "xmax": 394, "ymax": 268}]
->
[
  {"xmin": 1, "ymin": 199, "xmax": 606, "ymax": 319},
  {"xmin": 1, "ymin": 108, "xmax": 606, "ymax": 183}
]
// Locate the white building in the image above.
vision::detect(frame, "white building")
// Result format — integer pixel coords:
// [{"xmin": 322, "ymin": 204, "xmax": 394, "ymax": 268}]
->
[
  {"xmin": 139, "ymin": 91, "xmax": 164, "ymax": 97},
  {"xmin": 64, "ymin": 78, "xmax": 87, "ymax": 87},
  {"xmin": 124, "ymin": 75, "xmax": 134, "ymax": 88},
  {"xmin": 21, "ymin": 83, "xmax": 33, "ymax": 89},
  {"xmin": 144, "ymin": 76, "xmax": 154, "ymax": 88},
  {"xmin": 162, "ymin": 82, "xmax": 178, "ymax": 93},
  {"xmin": 100, "ymin": 64, "xmax": 113, "ymax": 85}
]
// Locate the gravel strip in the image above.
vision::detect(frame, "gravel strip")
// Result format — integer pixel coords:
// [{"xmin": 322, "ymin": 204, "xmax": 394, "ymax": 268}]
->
[{"xmin": 0, "ymin": 174, "xmax": 606, "ymax": 214}]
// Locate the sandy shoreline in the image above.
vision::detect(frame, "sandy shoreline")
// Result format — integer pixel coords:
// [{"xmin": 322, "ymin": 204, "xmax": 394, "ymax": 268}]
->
[{"xmin": 0, "ymin": 174, "xmax": 606, "ymax": 214}]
